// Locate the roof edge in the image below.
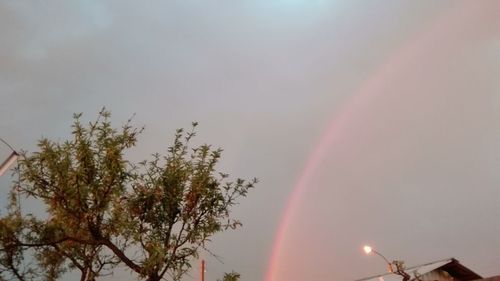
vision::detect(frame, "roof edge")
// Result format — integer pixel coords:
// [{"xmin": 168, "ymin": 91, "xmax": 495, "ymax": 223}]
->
[{"xmin": 354, "ymin": 258, "xmax": 456, "ymax": 281}]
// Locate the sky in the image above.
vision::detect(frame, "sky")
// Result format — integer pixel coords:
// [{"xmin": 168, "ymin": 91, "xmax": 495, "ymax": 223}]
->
[{"xmin": 1, "ymin": 1, "xmax": 500, "ymax": 280}]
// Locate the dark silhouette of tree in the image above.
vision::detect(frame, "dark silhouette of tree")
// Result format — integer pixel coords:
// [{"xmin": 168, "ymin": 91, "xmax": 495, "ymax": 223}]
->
[
  {"xmin": 218, "ymin": 271, "xmax": 241, "ymax": 281},
  {"xmin": 392, "ymin": 260, "xmax": 411, "ymax": 281}
]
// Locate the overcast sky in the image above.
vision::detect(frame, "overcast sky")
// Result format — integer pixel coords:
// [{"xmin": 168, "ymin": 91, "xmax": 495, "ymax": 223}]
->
[{"xmin": 1, "ymin": 1, "xmax": 500, "ymax": 280}]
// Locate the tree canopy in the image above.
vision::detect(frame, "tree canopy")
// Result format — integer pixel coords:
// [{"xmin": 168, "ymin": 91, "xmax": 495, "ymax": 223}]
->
[
  {"xmin": 0, "ymin": 109, "xmax": 256, "ymax": 281},
  {"xmin": 218, "ymin": 271, "xmax": 241, "ymax": 281}
]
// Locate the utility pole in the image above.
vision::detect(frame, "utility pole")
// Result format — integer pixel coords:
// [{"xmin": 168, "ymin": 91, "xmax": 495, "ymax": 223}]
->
[{"xmin": 200, "ymin": 259, "xmax": 205, "ymax": 281}]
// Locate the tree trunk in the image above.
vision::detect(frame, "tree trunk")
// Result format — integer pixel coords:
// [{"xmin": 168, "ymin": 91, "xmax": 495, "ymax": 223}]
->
[{"xmin": 146, "ymin": 273, "xmax": 161, "ymax": 281}]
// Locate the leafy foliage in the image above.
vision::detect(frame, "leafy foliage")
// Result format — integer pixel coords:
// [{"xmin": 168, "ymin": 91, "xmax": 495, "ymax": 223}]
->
[
  {"xmin": 392, "ymin": 260, "xmax": 411, "ymax": 281},
  {"xmin": 0, "ymin": 109, "xmax": 256, "ymax": 281},
  {"xmin": 218, "ymin": 271, "xmax": 241, "ymax": 281}
]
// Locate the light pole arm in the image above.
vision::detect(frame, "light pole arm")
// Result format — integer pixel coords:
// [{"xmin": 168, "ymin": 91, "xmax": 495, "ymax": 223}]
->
[
  {"xmin": 0, "ymin": 138, "xmax": 19, "ymax": 177},
  {"xmin": 0, "ymin": 138, "xmax": 17, "ymax": 153},
  {"xmin": 372, "ymin": 250, "xmax": 394, "ymax": 273}
]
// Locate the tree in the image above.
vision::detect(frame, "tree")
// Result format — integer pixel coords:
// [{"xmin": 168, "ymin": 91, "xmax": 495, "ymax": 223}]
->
[
  {"xmin": 392, "ymin": 260, "xmax": 411, "ymax": 281},
  {"xmin": 218, "ymin": 271, "xmax": 240, "ymax": 281},
  {"xmin": 0, "ymin": 109, "xmax": 256, "ymax": 281}
]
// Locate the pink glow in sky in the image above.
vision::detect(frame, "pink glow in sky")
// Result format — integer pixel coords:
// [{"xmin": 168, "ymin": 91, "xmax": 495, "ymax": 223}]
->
[
  {"xmin": 266, "ymin": 2, "xmax": 500, "ymax": 280},
  {"xmin": 1, "ymin": 1, "xmax": 500, "ymax": 280}
]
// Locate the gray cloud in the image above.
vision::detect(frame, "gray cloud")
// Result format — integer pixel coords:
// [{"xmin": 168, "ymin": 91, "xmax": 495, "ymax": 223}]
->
[{"xmin": 1, "ymin": 1, "xmax": 499, "ymax": 280}]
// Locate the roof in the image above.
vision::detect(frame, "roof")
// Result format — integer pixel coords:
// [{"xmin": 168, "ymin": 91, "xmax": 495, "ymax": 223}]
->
[{"xmin": 355, "ymin": 258, "xmax": 483, "ymax": 281}]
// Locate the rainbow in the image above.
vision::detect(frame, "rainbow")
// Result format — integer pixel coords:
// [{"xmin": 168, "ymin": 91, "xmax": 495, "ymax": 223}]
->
[{"xmin": 263, "ymin": 1, "xmax": 490, "ymax": 280}]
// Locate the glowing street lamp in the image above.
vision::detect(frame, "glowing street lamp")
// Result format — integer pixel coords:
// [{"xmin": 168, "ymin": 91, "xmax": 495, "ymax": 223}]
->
[
  {"xmin": 0, "ymin": 138, "xmax": 19, "ymax": 177},
  {"xmin": 363, "ymin": 246, "xmax": 373, "ymax": 254},
  {"xmin": 363, "ymin": 245, "xmax": 394, "ymax": 273}
]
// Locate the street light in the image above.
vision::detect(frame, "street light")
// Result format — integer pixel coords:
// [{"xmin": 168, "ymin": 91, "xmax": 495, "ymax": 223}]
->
[
  {"xmin": 363, "ymin": 245, "xmax": 394, "ymax": 273},
  {"xmin": 0, "ymin": 138, "xmax": 19, "ymax": 177}
]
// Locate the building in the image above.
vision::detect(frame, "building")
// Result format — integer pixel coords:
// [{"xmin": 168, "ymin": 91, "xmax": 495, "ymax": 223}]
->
[{"xmin": 356, "ymin": 258, "xmax": 499, "ymax": 281}]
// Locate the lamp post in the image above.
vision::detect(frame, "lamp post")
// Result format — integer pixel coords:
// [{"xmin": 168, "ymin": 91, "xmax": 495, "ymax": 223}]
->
[
  {"xmin": 363, "ymin": 245, "xmax": 394, "ymax": 273},
  {"xmin": 362, "ymin": 245, "xmax": 411, "ymax": 281},
  {"xmin": 0, "ymin": 138, "xmax": 19, "ymax": 177}
]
